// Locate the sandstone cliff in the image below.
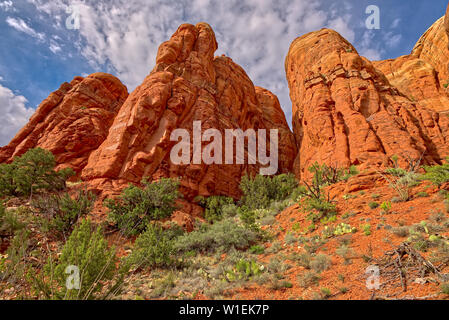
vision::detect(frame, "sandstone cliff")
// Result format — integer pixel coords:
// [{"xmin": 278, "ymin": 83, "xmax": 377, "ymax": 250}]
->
[
  {"xmin": 286, "ymin": 5, "xmax": 449, "ymax": 180},
  {"xmin": 82, "ymin": 23, "xmax": 296, "ymax": 203},
  {"xmin": 374, "ymin": 5, "xmax": 449, "ymax": 112},
  {"xmin": 0, "ymin": 73, "xmax": 129, "ymax": 175}
]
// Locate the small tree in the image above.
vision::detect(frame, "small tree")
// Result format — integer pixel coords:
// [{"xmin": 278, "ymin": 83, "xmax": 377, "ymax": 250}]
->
[
  {"xmin": 32, "ymin": 190, "xmax": 95, "ymax": 240},
  {"xmin": 0, "ymin": 163, "xmax": 17, "ymax": 197},
  {"xmin": 0, "ymin": 203, "xmax": 25, "ymax": 237},
  {"xmin": 13, "ymin": 148, "xmax": 74, "ymax": 199},
  {"xmin": 197, "ymin": 196, "xmax": 234, "ymax": 223},
  {"xmin": 240, "ymin": 173, "xmax": 298, "ymax": 210},
  {"xmin": 127, "ymin": 223, "xmax": 178, "ymax": 270},
  {"xmin": 0, "ymin": 148, "xmax": 75, "ymax": 199},
  {"xmin": 308, "ymin": 162, "xmax": 358, "ymax": 187},
  {"xmin": 298, "ymin": 163, "xmax": 345, "ymax": 223},
  {"xmin": 106, "ymin": 178, "xmax": 180, "ymax": 236},
  {"xmin": 35, "ymin": 220, "xmax": 117, "ymax": 300},
  {"xmin": 421, "ymin": 163, "xmax": 449, "ymax": 187}
]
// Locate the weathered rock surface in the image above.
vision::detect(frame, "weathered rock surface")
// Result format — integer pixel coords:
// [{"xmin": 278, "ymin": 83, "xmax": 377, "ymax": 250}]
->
[
  {"xmin": 374, "ymin": 3, "xmax": 449, "ymax": 112},
  {"xmin": 82, "ymin": 23, "xmax": 296, "ymax": 203},
  {"xmin": 446, "ymin": 3, "xmax": 449, "ymax": 49},
  {"xmin": 286, "ymin": 23, "xmax": 449, "ymax": 179},
  {"xmin": 0, "ymin": 73, "xmax": 128, "ymax": 175},
  {"xmin": 411, "ymin": 4, "xmax": 449, "ymax": 86}
]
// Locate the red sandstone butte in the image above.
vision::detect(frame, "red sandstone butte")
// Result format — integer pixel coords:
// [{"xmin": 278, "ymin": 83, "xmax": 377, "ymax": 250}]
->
[
  {"xmin": 0, "ymin": 73, "xmax": 128, "ymax": 175},
  {"xmin": 286, "ymin": 6, "xmax": 449, "ymax": 179}
]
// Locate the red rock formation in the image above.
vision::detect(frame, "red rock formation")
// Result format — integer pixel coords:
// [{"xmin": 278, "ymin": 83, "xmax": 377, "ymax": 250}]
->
[
  {"xmin": 411, "ymin": 3, "xmax": 449, "ymax": 86},
  {"xmin": 0, "ymin": 73, "xmax": 128, "ymax": 175},
  {"xmin": 82, "ymin": 23, "xmax": 296, "ymax": 203},
  {"xmin": 446, "ymin": 3, "xmax": 449, "ymax": 49},
  {"xmin": 286, "ymin": 24, "xmax": 449, "ymax": 179},
  {"xmin": 374, "ymin": 2, "xmax": 449, "ymax": 112}
]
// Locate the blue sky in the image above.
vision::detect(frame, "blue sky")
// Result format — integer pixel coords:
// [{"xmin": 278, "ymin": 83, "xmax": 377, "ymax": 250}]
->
[{"xmin": 0, "ymin": 0, "xmax": 447, "ymax": 146}]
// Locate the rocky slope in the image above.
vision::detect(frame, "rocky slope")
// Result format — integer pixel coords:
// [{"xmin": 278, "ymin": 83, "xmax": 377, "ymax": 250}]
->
[
  {"xmin": 286, "ymin": 4, "xmax": 449, "ymax": 180},
  {"xmin": 0, "ymin": 73, "xmax": 129, "ymax": 176}
]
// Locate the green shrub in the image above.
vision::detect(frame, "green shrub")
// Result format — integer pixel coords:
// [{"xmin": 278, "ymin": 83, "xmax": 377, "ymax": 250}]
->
[
  {"xmin": 249, "ymin": 245, "xmax": 265, "ymax": 255},
  {"xmin": 335, "ymin": 245, "xmax": 355, "ymax": 265},
  {"xmin": 304, "ymin": 197, "xmax": 337, "ymax": 223},
  {"xmin": 368, "ymin": 202, "xmax": 379, "ymax": 209},
  {"xmin": 299, "ymin": 163, "xmax": 351, "ymax": 223},
  {"xmin": 270, "ymin": 173, "xmax": 300, "ymax": 200},
  {"xmin": 271, "ymin": 280, "xmax": 293, "ymax": 290},
  {"xmin": 295, "ymin": 253, "xmax": 312, "ymax": 269},
  {"xmin": 382, "ymin": 175, "xmax": 413, "ymax": 202},
  {"xmin": 441, "ymin": 283, "xmax": 449, "ymax": 294},
  {"xmin": 0, "ymin": 148, "xmax": 74, "ymax": 198},
  {"xmin": 398, "ymin": 172, "xmax": 421, "ymax": 188},
  {"xmin": 240, "ymin": 173, "xmax": 298, "ymax": 210},
  {"xmin": 339, "ymin": 287, "xmax": 348, "ymax": 294},
  {"xmin": 391, "ymin": 226, "xmax": 410, "ymax": 238},
  {"xmin": 421, "ymin": 164, "xmax": 449, "ymax": 186},
  {"xmin": 197, "ymin": 196, "xmax": 234, "ymax": 223},
  {"xmin": 416, "ymin": 192, "xmax": 429, "ymax": 198},
  {"xmin": 284, "ymin": 232, "xmax": 297, "ymax": 245},
  {"xmin": 221, "ymin": 203, "xmax": 238, "ymax": 218},
  {"xmin": 297, "ymin": 271, "xmax": 320, "ymax": 288},
  {"xmin": 385, "ymin": 168, "xmax": 407, "ymax": 177},
  {"xmin": 0, "ymin": 203, "xmax": 25, "ymax": 237},
  {"xmin": 106, "ymin": 178, "xmax": 180, "ymax": 236},
  {"xmin": 127, "ymin": 224, "xmax": 179, "ymax": 269},
  {"xmin": 37, "ymin": 220, "xmax": 117, "ymax": 300},
  {"xmin": 361, "ymin": 224, "xmax": 372, "ymax": 236},
  {"xmin": 0, "ymin": 202, "xmax": 4, "ymax": 221},
  {"xmin": 174, "ymin": 218, "xmax": 261, "ymax": 253},
  {"xmin": 237, "ymin": 205, "xmax": 257, "ymax": 228},
  {"xmin": 1, "ymin": 229, "xmax": 30, "ymax": 283},
  {"xmin": 0, "ymin": 163, "xmax": 16, "ymax": 197},
  {"xmin": 380, "ymin": 201, "xmax": 392, "ymax": 213},
  {"xmin": 32, "ymin": 190, "xmax": 95, "ymax": 239},
  {"xmin": 310, "ymin": 254, "xmax": 332, "ymax": 272},
  {"xmin": 381, "ymin": 157, "xmax": 423, "ymax": 201},
  {"xmin": 320, "ymin": 287, "xmax": 332, "ymax": 299}
]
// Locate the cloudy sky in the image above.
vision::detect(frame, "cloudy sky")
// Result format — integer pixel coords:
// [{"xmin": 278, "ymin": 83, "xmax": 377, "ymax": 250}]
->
[{"xmin": 0, "ymin": 0, "xmax": 447, "ymax": 146}]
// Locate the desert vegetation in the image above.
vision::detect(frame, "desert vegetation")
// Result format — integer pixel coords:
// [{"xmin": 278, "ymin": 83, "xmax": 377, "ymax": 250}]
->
[{"xmin": 2, "ymin": 149, "xmax": 449, "ymax": 300}]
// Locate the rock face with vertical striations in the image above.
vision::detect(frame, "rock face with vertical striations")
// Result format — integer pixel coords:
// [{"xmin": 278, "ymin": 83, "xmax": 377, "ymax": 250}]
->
[
  {"xmin": 286, "ymin": 13, "xmax": 449, "ymax": 179},
  {"xmin": 374, "ymin": 2, "xmax": 449, "ymax": 112},
  {"xmin": 0, "ymin": 73, "xmax": 129, "ymax": 176},
  {"xmin": 81, "ymin": 23, "xmax": 296, "ymax": 206}
]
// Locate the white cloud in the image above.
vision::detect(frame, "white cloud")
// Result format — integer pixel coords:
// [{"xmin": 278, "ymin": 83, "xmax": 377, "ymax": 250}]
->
[
  {"xmin": 383, "ymin": 31, "xmax": 402, "ymax": 48},
  {"xmin": 49, "ymin": 40, "xmax": 62, "ymax": 54},
  {"xmin": 0, "ymin": 84, "xmax": 34, "ymax": 146},
  {"xmin": 391, "ymin": 18, "xmax": 401, "ymax": 29},
  {"xmin": 358, "ymin": 30, "xmax": 383, "ymax": 61},
  {"xmin": 357, "ymin": 27, "xmax": 402, "ymax": 61},
  {"xmin": 6, "ymin": 17, "xmax": 45, "ymax": 41},
  {"xmin": 328, "ymin": 16, "xmax": 355, "ymax": 43}
]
